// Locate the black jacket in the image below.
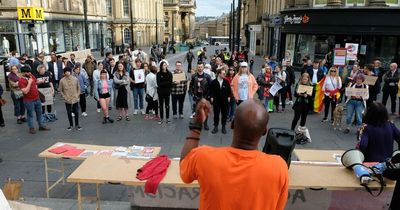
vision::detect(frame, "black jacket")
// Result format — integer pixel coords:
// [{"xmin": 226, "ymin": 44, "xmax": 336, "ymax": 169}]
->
[
  {"xmin": 48, "ymin": 61, "xmax": 63, "ymax": 81},
  {"xmin": 156, "ymin": 70, "xmax": 173, "ymax": 96},
  {"xmin": 189, "ymin": 72, "xmax": 212, "ymax": 99},
  {"xmin": 210, "ymin": 78, "xmax": 231, "ymax": 104},
  {"xmin": 382, "ymin": 69, "xmax": 400, "ymax": 92},
  {"xmin": 307, "ymin": 68, "xmax": 324, "ymax": 84}
]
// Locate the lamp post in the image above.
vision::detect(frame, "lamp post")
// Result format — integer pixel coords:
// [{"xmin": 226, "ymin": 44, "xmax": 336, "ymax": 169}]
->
[
  {"xmin": 129, "ymin": 0, "xmax": 134, "ymax": 49},
  {"xmin": 120, "ymin": 24, "xmax": 124, "ymax": 53},
  {"xmin": 232, "ymin": 0, "xmax": 236, "ymax": 52},
  {"xmin": 236, "ymin": 0, "xmax": 241, "ymax": 52},
  {"xmin": 155, "ymin": 0, "xmax": 159, "ymax": 45},
  {"xmin": 83, "ymin": 0, "xmax": 90, "ymax": 49}
]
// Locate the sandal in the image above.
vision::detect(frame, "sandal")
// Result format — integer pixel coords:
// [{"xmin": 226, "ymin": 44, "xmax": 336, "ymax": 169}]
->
[
  {"xmin": 126, "ymin": 116, "xmax": 131, "ymax": 121},
  {"xmin": 116, "ymin": 116, "xmax": 123, "ymax": 121}
]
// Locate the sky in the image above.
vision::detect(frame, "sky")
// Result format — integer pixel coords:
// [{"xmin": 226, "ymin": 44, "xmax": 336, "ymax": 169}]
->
[{"xmin": 196, "ymin": 0, "xmax": 232, "ymax": 17}]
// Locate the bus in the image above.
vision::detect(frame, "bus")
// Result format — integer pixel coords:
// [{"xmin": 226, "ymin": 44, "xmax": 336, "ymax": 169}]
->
[{"xmin": 208, "ymin": 36, "xmax": 229, "ymax": 46}]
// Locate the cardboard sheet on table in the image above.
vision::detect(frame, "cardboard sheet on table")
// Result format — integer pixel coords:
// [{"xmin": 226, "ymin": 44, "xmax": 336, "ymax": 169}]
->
[
  {"xmin": 62, "ymin": 148, "xmax": 85, "ymax": 157},
  {"xmin": 48, "ymin": 144, "xmax": 76, "ymax": 154}
]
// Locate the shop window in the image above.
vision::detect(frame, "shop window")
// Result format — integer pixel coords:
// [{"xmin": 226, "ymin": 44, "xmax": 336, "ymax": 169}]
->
[
  {"xmin": 106, "ymin": 0, "xmax": 112, "ymax": 15},
  {"xmin": 124, "ymin": 28, "xmax": 131, "ymax": 44},
  {"xmin": 123, "ymin": 0, "xmax": 129, "ymax": 17},
  {"xmin": 346, "ymin": 0, "xmax": 365, "ymax": 6},
  {"xmin": 47, "ymin": 21, "xmax": 65, "ymax": 53},
  {"xmin": 313, "ymin": 0, "xmax": 327, "ymax": 7},
  {"xmin": 387, "ymin": 0, "xmax": 399, "ymax": 5}
]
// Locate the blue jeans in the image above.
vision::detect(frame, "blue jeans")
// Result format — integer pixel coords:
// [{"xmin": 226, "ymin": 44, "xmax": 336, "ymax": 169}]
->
[
  {"xmin": 24, "ymin": 99, "xmax": 44, "ymax": 129},
  {"xmin": 263, "ymin": 96, "xmax": 271, "ymax": 111},
  {"xmin": 346, "ymin": 100, "xmax": 364, "ymax": 126},
  {"xmin": 11, "ymin": 92, "xmax": 25, "ymax": 117},
  {"xmin": 132, "ymin": 87, "xmax": 144, "ymax": 110},
  {"xmin": 228, "ymin": 99, "xmax": 236, "ymax": 120}
]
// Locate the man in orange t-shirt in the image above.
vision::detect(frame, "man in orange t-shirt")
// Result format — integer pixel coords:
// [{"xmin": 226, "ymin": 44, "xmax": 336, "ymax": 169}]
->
[{"xmin": 180, "ymin": 99, "xmax": 288, "ymax": 210}]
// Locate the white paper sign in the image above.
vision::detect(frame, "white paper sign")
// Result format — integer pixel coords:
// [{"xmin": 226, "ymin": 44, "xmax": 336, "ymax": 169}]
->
[
  {"xmin": 269, "ymin": 82, "xmax": 282, "ymax": 96},
  {"xmin": 0, "ymin": 189, "xmax": 11, "ymax": 210},
  {"xmin": 134, "ymin": 69, "xmax": 145, "ymax": 83},
  {"xmin": 38, "ymin": 87, "xmax": 54, "ymax": 106},
  {"xmin": 345, "ymin": 43, "xmax": 359, "ymax": 61},
  {"xmin": 345, "ymin": 87, "xmax": 368, "ymax": 98}
]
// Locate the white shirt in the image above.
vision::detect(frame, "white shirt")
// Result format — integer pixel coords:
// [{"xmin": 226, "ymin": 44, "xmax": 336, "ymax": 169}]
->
[
  {"xmin": 146, "ymin": 72, "xmax": 158, "ymax": 101},
  {"xmin": 217, "ymin": 77, "xmax": 223, "ymax": 88},
  {"xmin": 53, "ymin": 62, "xmax": 59, "ymax": 81},
  {"xmin": 312, "ymin": 69, "xmax": 319, "ymax": 84},
  {"xmin": 322, "ymin": 76, "xmax": 342, "ymax": 96}
]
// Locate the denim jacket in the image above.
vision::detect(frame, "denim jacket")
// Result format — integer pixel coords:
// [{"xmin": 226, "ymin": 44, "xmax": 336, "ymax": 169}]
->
[{"xmin": 94, "ymin": 79, "xmax": 113, "ymax": 100}]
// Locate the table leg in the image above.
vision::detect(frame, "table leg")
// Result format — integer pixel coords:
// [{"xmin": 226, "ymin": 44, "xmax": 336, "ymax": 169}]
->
[
  {"xmin": 44, "ymin": 158, "xmax": 49, "ymax": 198},
  {"xmin": 96, "ymin": 184, "xmax": 100, "ymax": 210},
  {"xmin": 77, "ymin": 183, "xmax": 82, "ymax": 210},
  {"xmin": 60, "ymin": 158, "xmax": 65, "ymax": 185}
]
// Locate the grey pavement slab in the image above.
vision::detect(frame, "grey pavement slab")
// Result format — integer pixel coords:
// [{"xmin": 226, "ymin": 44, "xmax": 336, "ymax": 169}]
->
[{"xmin": 0, "ymin": 46, "xmax": 398, "ymax": 209}]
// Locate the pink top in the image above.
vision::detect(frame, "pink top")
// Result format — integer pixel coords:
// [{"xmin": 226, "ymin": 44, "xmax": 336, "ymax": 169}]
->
[{"xmin": 102, "ymin": 80, "xmax": 108, "ymax": 94}]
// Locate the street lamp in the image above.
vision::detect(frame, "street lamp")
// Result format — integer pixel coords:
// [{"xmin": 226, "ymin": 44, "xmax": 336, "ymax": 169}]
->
[
  {"xmin": 120, "ymin": 24, "xmax": 124, "ymax": 53},
  {"xmin": 155, "ymin": 1, "xmax": 159, "ymax": 45}
]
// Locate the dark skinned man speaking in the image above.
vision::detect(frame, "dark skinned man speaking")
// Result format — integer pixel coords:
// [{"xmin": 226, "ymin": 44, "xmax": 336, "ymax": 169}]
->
[{"xmin": 180, "ymin": 99, "xmax": 288, "ymax": 210}]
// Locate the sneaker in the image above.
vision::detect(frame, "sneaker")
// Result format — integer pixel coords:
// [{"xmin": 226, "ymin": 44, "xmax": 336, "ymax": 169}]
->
[
  {"xmin": 173, "ymin": 115, "xmax": 178, "ymax": 119},
  {"xmin": 76, "ymin": 126, "xmax": 82, "ymax": 131},
  {"xmin": 151, "ymin": 110, "xmax": 155, "ymax": 115},
  {"xmin": 286, "ymin": 101, "xmax": 293, "ymax": 105},
  {"xmin": 71, "ymin": 113, "xmax": 75, "ymax": 117},
  {"xmin": 17, "ymin": 119, "xmax": 23, "ymax": 124},
  {"xmin": 107, "ymin": 117, "xmax": 114, "ymax": 123},
  {"xmin": 321, "ymin": 118, "xmax": 328, "ymax": 122},
  {"xmin": 0, "ymin": 123, "xmax": 4, "ymax": 127},
  {"xmin": 29, "ymin": 128, "xmax": 36, "ymax": 134},
  {"xmin": 67, "ymin": 126, "xmax": 73, "ymax": 131},
  {"xmin": 21, "ymin": 117, "xmax": 27, "ymax": 122},
  {"xmin": 343, "ymin": 128, "xmax": 350, "ymax": 134},
  {"xmin": 133, "ymin": 110, "xmax": 138, "ymax": 115},
  {"xmin": 145, "ymin": 114, "xmax": 150, "ymax": 120},
  {"xmin": 97, "ymin": 109, "xmax": 101, "ymax": 113},
  {"xmin": 222, "ymin": 126, "xmax": 227, "ymax": 134},
  {"xmin": 39, "ymin": 126, "xmax": 50, "ymax": 131},
  {"xmin": 82, "ymin": 112, "xmax": 88, "ymax": 117},
  {"xmin": 167, "ymin": 119, "xmax": 172, "ymax": 124},
  {"xmin": 179, "ymin": 114, "xmax": 184, "ymax": 119},
  {"xmin": 212, "ymin": 127, "xmax": 218, "ymax": 134},
  {"xmin": 204, "ymin": 124, "xmax": 209, "ymax": 131},
  {"xmin": 140, "ymin": 110, "xmax": 145, "ymax": 115},
  {"xmin": 158, "ymin": 120, "xmax": 163, "ymax": 125},
  {"xmin": 190, "ymin": 113, "xmax": 195, "ymax": 119}
]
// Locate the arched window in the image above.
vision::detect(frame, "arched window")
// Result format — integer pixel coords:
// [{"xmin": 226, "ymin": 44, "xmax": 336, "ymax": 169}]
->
[{"xmin": 124, "ymin": 28, "xmax": 131, "ymax": 44}]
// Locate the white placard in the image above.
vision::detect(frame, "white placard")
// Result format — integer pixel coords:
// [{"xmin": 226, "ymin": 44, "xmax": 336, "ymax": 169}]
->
[
  {"xmin": 345, "ymin": 43, "xmax": 359, "ymax": 61},
  {"xmin": 0, "ymin": 189, "xmax": 11, "ymax": 210},
  {"xmin": 134, "ymin": 69, "xmax": 145, "ymax": 84},
  {"xmin": 345, "ymin": 87, "xmax": 368, "ymax": 98},
  {"xmin": 269, "ymin": 82, "xmax": 282, "ymax": 96},
  {"xmin": 38, "ymin": 87, "xmax": 54, "ymax": 106},
  {"xmin": 333, "ymin": 48, "xmax": 347, "ymax": 66}
]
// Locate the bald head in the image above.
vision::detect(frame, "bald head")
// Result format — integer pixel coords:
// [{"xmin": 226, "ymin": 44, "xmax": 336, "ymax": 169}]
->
[{"xmin": 232, "ymin": 100, "xmax": 269, "ymax": 150}]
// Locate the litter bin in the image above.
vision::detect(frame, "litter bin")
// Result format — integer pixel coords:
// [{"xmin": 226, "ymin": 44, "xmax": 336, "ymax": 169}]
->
[{"xmin": 262, "ymin": 128, "xmax": 296, "ymax": 167}]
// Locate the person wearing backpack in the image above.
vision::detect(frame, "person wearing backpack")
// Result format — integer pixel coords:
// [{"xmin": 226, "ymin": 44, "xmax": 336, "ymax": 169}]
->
[{"xmin": 273, "ymin": 64, "xmax": 287, "ymax": 112}]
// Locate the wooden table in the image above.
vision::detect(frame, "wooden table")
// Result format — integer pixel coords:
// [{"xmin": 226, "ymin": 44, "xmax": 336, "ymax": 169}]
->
[
  {"xmin": 38, "ymin": 142, "xmax": 161, "ymax": 198},
  {"xmin": 67, "ymin": 155, "xmax": 395, "ymax": 210},
  {"xmin": 293, "ymin": 149, "xmax": 345, "ymax": 162}
]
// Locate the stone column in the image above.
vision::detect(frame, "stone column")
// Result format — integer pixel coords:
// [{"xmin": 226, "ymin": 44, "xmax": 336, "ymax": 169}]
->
[
  {"xmin": 368, "ymin": 0, "xmax": 387, "ymax": 6},
  {"xmin": 327, "ymin": 0, "xmax": 342, "ymax": 6}
]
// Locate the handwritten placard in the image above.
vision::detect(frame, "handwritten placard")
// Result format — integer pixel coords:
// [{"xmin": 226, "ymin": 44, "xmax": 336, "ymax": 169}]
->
[
  {"xmin": 38, "ymin": 87, "xmax": 54, "ymax": 106},
  {"xmin": 364, "ymin": 75, "xmax": 378, "ymax": 86},
  {"xmin": 173, "ymin": 73, "xmax": 186, "ymax": 83},
  {"xmin": 345, "ymin": 87, "xmax": 368, "ymax": 98},
  {"xmin": 134, "ymin": 69, "xmax": 145, "ymax": 83},
  {"xmin": 297, "ymin": 84, "xmax": 314, "ymax": 96}
]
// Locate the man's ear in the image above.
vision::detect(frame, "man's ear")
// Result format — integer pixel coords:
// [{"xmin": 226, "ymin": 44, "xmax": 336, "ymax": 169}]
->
[{"xmin": 230, "ymin": 119, "xmax": 234, "ymax": 130}]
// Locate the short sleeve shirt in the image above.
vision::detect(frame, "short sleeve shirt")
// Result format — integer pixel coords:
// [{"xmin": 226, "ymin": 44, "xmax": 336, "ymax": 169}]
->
[
  {"xmin": 180, "ymin": 146, "xmax": 289, "ymax": 210},
  {"xmin": 18, "ymin": 76, "xmax": 39, "ymax": 102},
  {"xmin": 238, "ymin": 75, "xmax": 249, "ymax": 100}
]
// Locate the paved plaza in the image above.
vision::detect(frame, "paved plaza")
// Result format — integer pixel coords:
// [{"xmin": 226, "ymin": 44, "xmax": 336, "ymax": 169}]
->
[{"xmin": 0, "ymin": 47, "xmax": 399, "ymax": 209}]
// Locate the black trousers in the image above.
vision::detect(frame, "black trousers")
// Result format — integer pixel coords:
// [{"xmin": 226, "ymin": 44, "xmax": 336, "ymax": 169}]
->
[
  {"xmin": 146, "ymin": 100, "xmax": 159, "ymax": 115},
  {"xmin": 287, "ymin": 85, "xmax": 293, "ymax": 101},
  {"xmin": 291, "ymin": 102, "xmax": 309, "ymax": 130},
  {"xmin": 324, "ymin": 96, "xmax": 336, "ymax": 119},
  {"xmin": 79, "ymin": 94, "xmax": 86, "ymax": 113},
  {"xmin": 213, "ymin": 101, "xmax": 228, "ymax": 127},
  {"xmin": 158, "ymin": 94, "xmax": 170, "ymax": 120},
  {"xmin": 187, "ymin": 62, "xmax": 192, "ymax": 73},
  {"xmin": 42, "ymin": 105, "xmax": 52, "ymax": 114},
  {"xmin": 66, "ymin": 103, "xmax": 79, "ymax": 127},
  {"xmin": 172, "ymin": 94, "xmax": 185, "ymax": 115},
  {"xmin": 274, "ymin": 87, "xmax": 287, "ymax": 109},
  {"xmin": 382, "ymin": 88, "xmax": 397, "ymax": 114},
  {"xmin": 0, "ymin": 103, "xmax": 4, "ymax": 124}
]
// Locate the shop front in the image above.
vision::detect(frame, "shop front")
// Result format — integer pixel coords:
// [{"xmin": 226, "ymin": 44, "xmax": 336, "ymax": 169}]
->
[{"xmin": 280, "ymin": 8, "xmax": 400, "ymax": 68}]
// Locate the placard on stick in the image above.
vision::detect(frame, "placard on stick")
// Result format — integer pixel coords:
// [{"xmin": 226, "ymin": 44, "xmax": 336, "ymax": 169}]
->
[
  {"xmin": 297, "ymin": 85, "xmax": 314, "ymax": 96},
  {"xmin": 364, "ymin": 75, "xmax": 378, "ymax": 86}
]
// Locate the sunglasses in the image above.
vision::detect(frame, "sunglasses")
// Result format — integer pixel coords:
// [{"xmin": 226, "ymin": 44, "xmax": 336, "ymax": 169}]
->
[{"xmin": 331, "ymin": 71, "xmax": 337, "ymax": 73}]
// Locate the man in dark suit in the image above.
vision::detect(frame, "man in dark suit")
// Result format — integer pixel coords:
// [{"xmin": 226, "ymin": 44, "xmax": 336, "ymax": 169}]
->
[
  {"xmin": 210, "ymin": 68, "xmax": 232, "ymax": 134},
  {"xmin": 307, "ymin": 60, "xmax": 324, "ymax": 85},
  {"xmin": 47, "ymin": 53, "xmax": 64, "ymax": 91},
  {"xmin": 382, "ymin": 63, "xmax": 399, "ymax": 114}
]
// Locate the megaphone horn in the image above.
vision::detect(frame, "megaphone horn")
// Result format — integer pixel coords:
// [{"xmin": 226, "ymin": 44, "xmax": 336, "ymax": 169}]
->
[{"xmin": 341, "ymin": 149, "xmax": 365, "ymax": 168}]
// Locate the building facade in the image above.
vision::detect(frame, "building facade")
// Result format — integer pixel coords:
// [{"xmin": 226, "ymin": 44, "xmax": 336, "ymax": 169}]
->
[
  {"xmin": 194, "ymin": 14, "xmax": 230, "ymax": 40},
  {"xmin": 163, "ymin": 0, "xmax": 196, "ymax": 44},
  {"xmin": 0, "ymin": 0, "xmax": 164, "ymax": 56},
  {"xmin": 281, "ymin": 0, "xmax": 400, "ymax": 67}
]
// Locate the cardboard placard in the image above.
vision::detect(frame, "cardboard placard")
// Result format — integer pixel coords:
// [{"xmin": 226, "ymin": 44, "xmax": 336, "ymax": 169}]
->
[
  {"xmin": 173, "ymin": 73, "xmax": 186, "ymax": 83},
  {"xmin": 345, "ymin": 87, "xmax": 368, "ymax": 98},
  {"xmin": 364, "ymin": 75, "xmax": 378, "ymax": 86},
  {"xmin": 38, "ymin": 87, "xmax": 53, "ymax": 106},
  {"xmin": 134, "ymin": 69, "xmax": 145, "ymax": 83},
  {"xmin": 297, "ymin": 85, "xmax": 314, "ymax": 96}
]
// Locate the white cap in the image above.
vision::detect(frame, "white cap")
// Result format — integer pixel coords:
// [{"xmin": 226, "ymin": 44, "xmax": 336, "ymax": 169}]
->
[
  {"xmin": 205, "ymin": 64, "xmax": 211, "ymax": 69},
  {"xmin": 240, "ymin": 62, "xmax": 248, "ymax": 67}
]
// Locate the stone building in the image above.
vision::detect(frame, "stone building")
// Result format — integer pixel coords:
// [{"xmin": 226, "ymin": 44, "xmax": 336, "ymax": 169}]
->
[
  {"xmin": 163, "ymin": 0, "xmax": 196, "ymax": 44},
  {"xmin": 194, "ymin": 14, "xmax": 230, "ymax": 40},
  {"xmin": 0, "ymin": 0, "xmax": 164, "ymax": 56}
]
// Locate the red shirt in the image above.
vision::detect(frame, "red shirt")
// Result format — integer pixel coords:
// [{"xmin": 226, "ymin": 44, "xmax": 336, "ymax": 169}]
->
[{"xmin": 18, "ymin": 76, "xmax": 39, "ymax": 102}]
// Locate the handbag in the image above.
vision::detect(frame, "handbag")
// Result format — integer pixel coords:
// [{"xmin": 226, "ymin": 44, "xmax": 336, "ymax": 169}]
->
[{"xmin": 12, "ymin": 90, "xmax": 23, "ymax": 99}]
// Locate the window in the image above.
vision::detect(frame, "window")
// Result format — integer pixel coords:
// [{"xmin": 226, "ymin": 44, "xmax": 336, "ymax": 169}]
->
[
  {"xmin": 346, "ymin": 0, "xmax": 365, "ymax": 6},
  {"xmin": 387, "ymin": 0, "xmax": 399, "ymax": 5},
  {"xmin": 314, "ymin": 0, "xmax": 327, "ymax": 7},
  {"xmin": 106, "ymin": 29, "xmax": 113, "ymax": 48},
  {"xmin": 124, "ymin": 28, "xmax": 131, "ymax": 44},
  {"xmin": 123, "ymin": 0, "xmax": 129, "ymax": 17},
  {"xmin": 106, "ymin": 0, "xmax": 112, "ymax": 15}
]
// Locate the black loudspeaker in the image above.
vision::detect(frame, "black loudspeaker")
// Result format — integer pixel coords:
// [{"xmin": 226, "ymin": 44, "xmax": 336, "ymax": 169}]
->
[{"xmin": 262, "ymin": 128, "xmax": 296, "ymax": 167}]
